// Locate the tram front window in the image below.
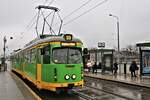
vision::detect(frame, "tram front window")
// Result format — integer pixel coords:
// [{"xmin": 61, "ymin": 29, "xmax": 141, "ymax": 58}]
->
[{"xmin": 53, "ymin": 48, "xmax": 82, "ymax": 64}]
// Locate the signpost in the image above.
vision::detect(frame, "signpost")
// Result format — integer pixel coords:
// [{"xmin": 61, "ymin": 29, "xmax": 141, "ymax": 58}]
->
[
  {"xmin": 98, "ymin": 42, "xmax": 105, "ymax": 73},
  {"xmin": 98, "ymin": 42, "xmax": 105, "ymax": 48},
  {"xmin": 137, "ymin": 42, "xmax": 150, "ymax": 76}
]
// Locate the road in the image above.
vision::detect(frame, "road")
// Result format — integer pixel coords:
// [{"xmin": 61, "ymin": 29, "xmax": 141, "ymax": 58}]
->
[{"xmin": 6, "ymin": 61, "xmax": 150, "ymax": 100}]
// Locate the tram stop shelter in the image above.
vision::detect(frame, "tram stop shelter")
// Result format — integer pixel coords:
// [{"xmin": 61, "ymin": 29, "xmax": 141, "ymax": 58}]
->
[
  {"xmin": 88, "ymin": 48, "xmax": 114, "ymax": 73},
  {"xmin": 137, "ymin": 42, "xmax": 150, "ymax": 76}
]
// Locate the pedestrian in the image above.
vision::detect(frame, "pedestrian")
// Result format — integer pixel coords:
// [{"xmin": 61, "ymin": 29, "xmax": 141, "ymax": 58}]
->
[
  {"xmin": 101, "ymin": 61, "xmax": 106, "ymax": 74},
  {"xmin": 98, "ymin": 62, "xmax": 102, "ymax": 69},
  {"xmin": 92, "ymin": 62, "xmax": 97, "ymax": 74},
  {"xmin": 86, "ymin": 60, "xmax": 92, "ymax": 72},
  {"xmin": 129, "ymin": 61, "xmax": 138, "ymax": 77},
  {"xmin": 113, "ymin": 62, "xmax": 118, "ymax": 75}
]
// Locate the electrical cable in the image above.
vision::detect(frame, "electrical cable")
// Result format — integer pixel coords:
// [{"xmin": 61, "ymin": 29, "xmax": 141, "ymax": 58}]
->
[
  {"xmin": 53, "ymin": 0, "xmax": 93, "ymax": 26},
  {"xmin": 64, "ymin": 0, "xmax": 108, "ymax": 26},
  {"xmin": 43, "ymin": 0, "xmax": 49, "ymax": 5},
  {"xmin": 47, "ymin": 0, "xmax": 55, "ymax": 6},
  {"xmin": 20, "ymin": 0, "xmax": 55, "ymax": 35},
  {"xmin": 9, "ymin": 0, "xmax": 56, "ymax": 52},
  {"xmin": 35, "ymin": 9, "xmax": 41, "ymax": 36},
  {"xmin": 63, "ymin": 0, "xmax": 93, "ymax": 20}
]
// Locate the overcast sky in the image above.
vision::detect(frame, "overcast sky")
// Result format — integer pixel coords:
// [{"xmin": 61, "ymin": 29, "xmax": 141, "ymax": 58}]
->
[{"xmin": 0, "ymin": 0, "xmax": 150, "ymax": 55}]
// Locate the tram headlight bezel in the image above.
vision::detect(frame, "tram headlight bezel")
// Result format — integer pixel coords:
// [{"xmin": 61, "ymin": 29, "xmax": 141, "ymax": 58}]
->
[
  {"xmin": 64, "ymin": 74, "xmax": 70, "ymax": 80},
  {"xmin": 71, "ymin": 74, "xmax": 76, "ymax": 80}
]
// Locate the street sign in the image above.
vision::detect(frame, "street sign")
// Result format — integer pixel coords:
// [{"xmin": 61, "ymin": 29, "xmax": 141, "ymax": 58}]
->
[{"xmin": 98, "ymin": 42, "xmax": 105, "ymax": 48}]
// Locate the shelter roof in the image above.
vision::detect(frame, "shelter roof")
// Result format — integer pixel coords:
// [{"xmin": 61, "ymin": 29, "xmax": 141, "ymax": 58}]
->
[{"xmin": 136, "ymin": 42, "xmax": 150, "ymax": 47}]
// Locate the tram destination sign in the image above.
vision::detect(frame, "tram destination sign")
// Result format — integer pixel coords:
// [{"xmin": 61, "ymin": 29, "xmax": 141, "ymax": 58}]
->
[{"xmin": 98, "ymin": 42, "xmax": 105, "ymax": 48}]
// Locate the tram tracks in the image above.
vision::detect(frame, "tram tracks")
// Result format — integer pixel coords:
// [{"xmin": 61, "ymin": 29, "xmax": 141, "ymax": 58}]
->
[
  {"xmin": 22, "ymin": 77, "xmax": 133, "ymax": 100},
  {"xmin": 84, "ymin": 84, "xmax": 134, "ymax": 100},
  {"xmin": 72, "ymin": 88, "xmax": 96, "ymax": 100},
  {"xmin": 72, "ymin": 84, "xmax": 134, "ymax": 100},
  {"xmin": 83, "ymin": 76, "xmax": 138, "ymax": 100},
  {"xmin": 13, "ymin": 71, "xmax": 135, "ymax": 100}
]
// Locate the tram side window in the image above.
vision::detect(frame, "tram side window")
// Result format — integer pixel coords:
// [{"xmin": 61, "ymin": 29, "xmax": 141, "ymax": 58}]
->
[
  {"xmin": 17, "ymin": 54, "xmax": 19, "ymax": 62},
  {"xmin": 14, "ymin": 55, "xmax": 17, "ymax": 63},
  {"xmin": 30, "ymin": 49, "xmax": 36, "ymax": 63},
  {"xmin": 42, "ymin": 45, "xmax": 50, "ymax": 64},
  {"xmin": 24, "ymin": 51, "xmax": 28, "ymax": 63},
  {"xmin": 27, "ymin": 51, "xmax": 30, "ymax": 63},
  {"xmin": 37, "ymin": 49, "xmax": 41, "ymax": 64}
]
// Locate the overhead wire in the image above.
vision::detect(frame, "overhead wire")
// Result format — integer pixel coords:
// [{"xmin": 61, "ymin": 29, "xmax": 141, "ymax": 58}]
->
[
  {"xmin": 20, "ymin": 0, "xmax": 107, "ymax": 36},
  {"xmin": 47, "ymin": 0, "xmax": 55, "ymax": 6},
  {"xmin": 20, "ymin": 0, "xmax": 55, "ymax": 35},
  {"xmin": 52, "ymin": 0, "xmax": 96, "ymax": 32},
  {"xmin": 8, "ymin": 0, "xmax": 55, "ymax": 53},
  {"xmin": 64, "ymin": 0, "xmax": 109, "ymax": 26},
  {"xmin": 53, "ymin": 0, "xmax": 93, "ymax": 26},
  {"xmin": 63, "ymin": 0, "xmax": 93, "ymax": 20},
  {"xmin": 43, "ymin": 0, "xmax": 49, "ymax": 5}
]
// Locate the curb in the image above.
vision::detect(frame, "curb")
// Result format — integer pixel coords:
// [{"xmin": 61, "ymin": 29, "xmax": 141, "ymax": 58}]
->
[
  {"xmin": 84, "ymin": 74, "xmax": 150, "ymax": 89},
  {"xmin": 10, "ymin": 71, "xmax": 42, "ymax": 100}
]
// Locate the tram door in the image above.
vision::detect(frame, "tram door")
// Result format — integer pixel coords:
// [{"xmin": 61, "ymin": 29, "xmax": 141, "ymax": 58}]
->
[
  {"xmin": 103, "ymin": 54, "xmax": 113, "ymax": 71},
  {"xmin": 41, "ymin": 45, "xmax": 51, "ymax": 64}
]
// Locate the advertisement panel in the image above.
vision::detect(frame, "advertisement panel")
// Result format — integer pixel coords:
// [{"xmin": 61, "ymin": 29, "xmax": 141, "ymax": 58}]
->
[{"xmin": 142, "ymin": 51, "xmax": 150, "ymax": 74}]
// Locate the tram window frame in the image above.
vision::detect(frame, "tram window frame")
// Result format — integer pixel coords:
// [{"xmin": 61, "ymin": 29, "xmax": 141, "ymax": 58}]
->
[
  {"xmin": 17, "ymin": 54, "xmax": 19, "ymax": 62},
  {"xmin": 18, "ymin": 53, "xmax": 21, "ymax": 63},
  {"xmin": 14, "ymin": 55, "xmax": 16, "ymax": 62},
  {"xmin": 36, "ymin": 48, "xmax": 41, "ymax": 64},
  {"xmin": 27, "ymin": 50, "xmax": 30, "ymax": 63},
  {"xmin": 22, "ymin": 51, "xmax": 25, "ymax": 62},
  {"xmin": 42, "ymin": 45, "xmax": 51, "ymax": 64},
  {"xmin": 24, "ymin": 51, "xmax": 28, "ymax": 63},
  {"xmin": 30, "ymin": 49, "xmax": 36, "ymax": 64},
  {"xmin": 52, "ymin": 47, "xmax": 82, "ymax": 64}
]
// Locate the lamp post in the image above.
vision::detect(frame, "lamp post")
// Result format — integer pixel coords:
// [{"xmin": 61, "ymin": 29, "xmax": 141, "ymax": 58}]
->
[
  {"xmin": 109, "ymin": 14, "xmax": 121, "ymax": 74},
  {"xmin": 3, "ymin": 36, "xmax": 7, "ymax": 71},
  {"xmin": 109, "ymin": 14, "xmax": 120, "ymax": 51},
  {"xmin": 3, "ymin": 36, "xmax": 13, "ymax": 71}
]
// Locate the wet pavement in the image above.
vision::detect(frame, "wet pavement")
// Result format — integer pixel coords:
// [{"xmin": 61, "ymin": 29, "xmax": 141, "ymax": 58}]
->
[
  {"xmin": 2, "ymin": 61, "xmax": 150, "ymax": 100},
  {"xmin": 84, "ymin": 70, "xmax": 150, "ymax": 88},
  {"xmin": 0, "ymin": 71, "xmax": 36, "ymax": 100},
  {"xmin": 84, "ymin": 71, "xmax": 150, "ymax": 100},
  {"xmin": 85, "ymin": 76, "xmax": 150, "ymax": 100},
  {"xmin": 0, "ymin": 71, "xmax": 26, "ymax": 100},
  {"xmin": 77, "ymin": 86, "xmax": 128, "ymax": 100}
]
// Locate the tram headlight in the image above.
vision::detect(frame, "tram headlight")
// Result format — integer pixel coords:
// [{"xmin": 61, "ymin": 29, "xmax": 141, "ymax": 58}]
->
[
  {"xmin": 64, "ymin": 74, "xmax": 70, "ymax": 80},
  {"xmin": 71, "ymin": 74, "xmax": 76, "ymax": 80},
  {"xmin": 81, "ymin": 73, "xmax": 83, "ymax": 79}
]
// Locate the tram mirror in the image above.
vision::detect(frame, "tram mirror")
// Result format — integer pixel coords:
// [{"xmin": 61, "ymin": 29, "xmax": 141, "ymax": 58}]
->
[
  {"xmin": 10, "ymin": 37, "xmax": 13, "ymax": 39},
  {"xmin": 41, "ymin": 48, "xmax": 45, "ymax": 55},
  {"xmin": 83, "ymin": 48, "xmax": 88, "ymax": 54}
]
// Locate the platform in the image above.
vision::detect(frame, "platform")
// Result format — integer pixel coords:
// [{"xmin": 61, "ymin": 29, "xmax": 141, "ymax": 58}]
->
[
  {"xmin": 0, "ymin": 71, "xmax": 39, "ymax": 100},
  {"xmin": 84, "ymin": 71, "xmax": 150, "ymax": 88}
]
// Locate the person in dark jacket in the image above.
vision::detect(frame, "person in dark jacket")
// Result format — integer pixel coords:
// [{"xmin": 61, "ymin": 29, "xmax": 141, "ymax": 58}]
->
[
  {"xmin": 113, "ymin": 62, "xmax": 118, "ymax": 75},
  {"xmin": 92, "ymin": 62, "xmax": 97, "ymax": 74},
  {"xmin": 129, "ymin": 61, "xmax": 138, "ymax": 77},
  {"xmin": 98, "ymin": 62, "xmax": 102, "ymax": 69}
]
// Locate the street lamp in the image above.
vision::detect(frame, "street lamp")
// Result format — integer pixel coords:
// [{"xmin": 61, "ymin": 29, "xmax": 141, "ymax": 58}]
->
[
  {"xmin": 109, "ymin": 14, "xmax": 120, "ymax": 52},
  {"xmin": 109, "ymin": 14, "xmax": 121, "ymax": 74},
  {"xmin": 3, "ymin": 36, "xmax": 13, "ymax": 71}
]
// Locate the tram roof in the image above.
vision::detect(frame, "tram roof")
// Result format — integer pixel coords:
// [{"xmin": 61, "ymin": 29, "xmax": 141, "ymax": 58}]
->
[{"xmin": 23, "ymin": 34, "xmax": 82, "ymax": 49}]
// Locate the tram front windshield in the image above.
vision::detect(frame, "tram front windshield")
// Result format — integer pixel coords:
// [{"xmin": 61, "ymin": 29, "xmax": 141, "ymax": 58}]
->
[{"xmin": 53, "ymin": 48, "xmax": 82, "ymax": 64}]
